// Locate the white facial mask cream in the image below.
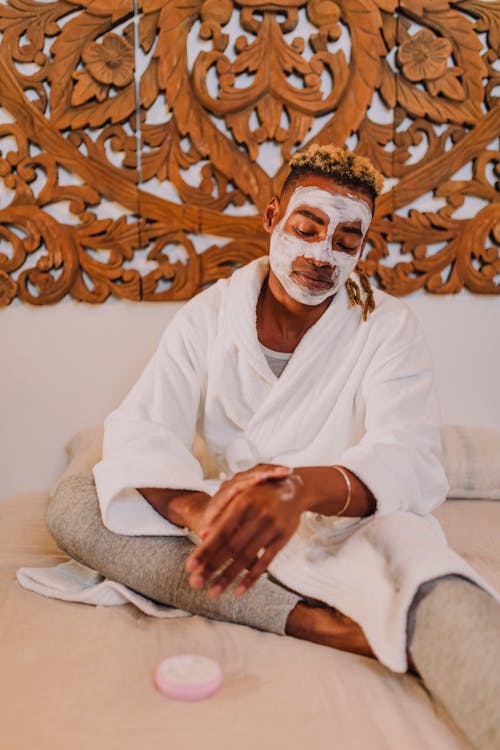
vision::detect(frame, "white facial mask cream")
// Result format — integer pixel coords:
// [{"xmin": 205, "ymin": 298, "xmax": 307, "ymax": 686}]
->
[{"xmin": 268, "ymin": 186, "xmax": 372, "ymax": 305}]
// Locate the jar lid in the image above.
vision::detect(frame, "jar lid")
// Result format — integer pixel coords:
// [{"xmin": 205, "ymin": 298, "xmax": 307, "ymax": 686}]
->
[{"xmin": 154, "ymin": 654, "xmax": 223, "ymax": 701}]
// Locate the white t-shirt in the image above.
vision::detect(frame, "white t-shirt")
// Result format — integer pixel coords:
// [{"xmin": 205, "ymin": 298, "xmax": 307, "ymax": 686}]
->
[{"xmin": 260, "ymin": 344, "xmax": 292, "ymax": 378}]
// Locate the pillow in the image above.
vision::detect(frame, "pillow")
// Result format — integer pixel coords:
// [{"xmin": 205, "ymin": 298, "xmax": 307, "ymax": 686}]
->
[
  {"xmin": 50, "ymin": 424, "xmax": 104, "ymax": 497},
  {"xmin": 52, "ymin": 423, "xmax": 500, "ymax": 501},
  {"xmin": 50, "ymin": 424, "xmax": 220, "ymax": 498},
  {"xmin": 441, "ymin": 425, "xmax": 500, "ymax": 500}
]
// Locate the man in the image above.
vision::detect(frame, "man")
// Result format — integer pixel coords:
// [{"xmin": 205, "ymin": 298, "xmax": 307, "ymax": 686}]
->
[{"xmin": 48, "ymin": 146, "xmax": 499, "ymax": 747}]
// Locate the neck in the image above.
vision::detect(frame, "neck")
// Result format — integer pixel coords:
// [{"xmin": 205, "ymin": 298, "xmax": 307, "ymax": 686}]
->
[{"xmin": 257, "ymin": 271, "xmax": 333, "ymax": 352}]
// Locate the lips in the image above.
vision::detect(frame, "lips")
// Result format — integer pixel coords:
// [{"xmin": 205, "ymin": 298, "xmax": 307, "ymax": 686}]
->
[{"xmin": 291, "ymin": 267, "xmax": 334, "ymax": 291}]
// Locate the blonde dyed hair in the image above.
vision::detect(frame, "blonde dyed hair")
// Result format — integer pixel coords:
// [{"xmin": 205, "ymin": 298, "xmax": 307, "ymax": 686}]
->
[
  {"xmin": 287, "ymin": 144, "xmax": 384, "ymax": 198},
  {"xmin": 285, "ymin": 144, "xmax": 382, "ymax": 320},
  {"xmin": 346, "ymin": 268, "xmax": 376, "ymax": 321}
]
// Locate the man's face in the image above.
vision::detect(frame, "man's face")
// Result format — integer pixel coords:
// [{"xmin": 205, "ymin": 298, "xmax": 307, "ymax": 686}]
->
[{"xmin": 266, "ymin": 176, "xmax": 373, "ymax": 306}]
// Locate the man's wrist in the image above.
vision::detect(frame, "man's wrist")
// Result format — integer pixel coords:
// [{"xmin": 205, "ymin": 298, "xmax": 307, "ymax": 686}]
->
[
  {"xmin": 289, "ymin": 468, "xmax": 333, "ymax": 514},
  {"xmin": 138, "ymin": 486, "xmax": 211, "ymax": 529},
  {"xmin": 166, "ymin": 491, "xmax": 210, "ymax": 529},
  {"xmin": 289, "ymin": 466, "xmax": 375, "ymax": 518}
]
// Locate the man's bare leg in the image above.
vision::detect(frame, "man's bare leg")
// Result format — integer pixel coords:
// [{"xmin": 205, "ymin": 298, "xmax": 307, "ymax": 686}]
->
[
  {"xmin": 285, "ymin": 602, "xmax": 374, "ymax": 658},
  {"xmin": 286, "ymin": 603, "xmax": 421, "ymax": 674}
]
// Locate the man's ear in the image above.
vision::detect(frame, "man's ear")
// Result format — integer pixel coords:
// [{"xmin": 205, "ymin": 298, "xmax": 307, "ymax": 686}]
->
[{"xmin": 263, "ymin": 196, "xmax": 281, "ymax": 234}]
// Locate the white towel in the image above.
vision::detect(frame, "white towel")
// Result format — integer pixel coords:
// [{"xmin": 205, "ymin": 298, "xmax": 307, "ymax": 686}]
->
[{"xmin": 17, "ymin": 560, "xmax": 190, "ymax": 618}]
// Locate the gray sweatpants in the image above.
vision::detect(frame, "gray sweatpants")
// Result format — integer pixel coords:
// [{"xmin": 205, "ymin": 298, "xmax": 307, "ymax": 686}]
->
[
  {"xmin": 47, "ymin": 475, "xmax": 500, "ymax": 750},
  {"xmin": 46, "ymin": 475, "xmax": 300, "ymax": 635}
]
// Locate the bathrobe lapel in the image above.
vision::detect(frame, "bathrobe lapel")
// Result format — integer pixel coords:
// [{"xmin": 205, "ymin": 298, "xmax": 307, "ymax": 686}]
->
[{"xmin": 218, "ymin": 257, "xmax": 356, "ymax": 470}]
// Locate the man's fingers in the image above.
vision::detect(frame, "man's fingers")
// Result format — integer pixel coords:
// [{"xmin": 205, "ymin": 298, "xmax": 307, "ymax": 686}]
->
[
  {"xmin": 201, "ymin": 466, "xmax": 292, "ymax": 536},
  {"xmin": 234, "ymin": 540, "xmax": 282, "ymax": 595},
  {"xmin": 258, "ymin": 465, "xmax": 293, "ymax": 480},
  {"xmin": 206, "ymin": 527, "xmax": 278, "ymax": 598},
  {"xmin": 195, "ymin": 482, "xmax": 252, "ymax": 542},
  {"xmin": 200, "ymin": 516, "xmax": 269, "ymax": 589},
  {"xmin": 186, "ymin": 468, "xmax": 297, "ymax": 590},
  {"xmin": 200, "ymin": 494, "xmax": 235, "ymax": 534},
  {"xmin": 186, "ymin": 499, "xmax": 254, "ymax": 579},
  {"xmin": 200, "ymin": 477, "xmax": 263, "ymax": 535}
]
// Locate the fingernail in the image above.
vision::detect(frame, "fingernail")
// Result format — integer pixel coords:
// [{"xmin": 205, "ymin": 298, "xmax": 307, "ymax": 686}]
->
[
  {"xmin": 189, "ymin": 574, "xmax": 204, "ymax": 589},
  {"xmin": 208, "ymin": 585, "xmax": 223, "ymax": 598},
  {"xmin": 234, "ymin": 585, "xmax": 246, "ymax": 596}
]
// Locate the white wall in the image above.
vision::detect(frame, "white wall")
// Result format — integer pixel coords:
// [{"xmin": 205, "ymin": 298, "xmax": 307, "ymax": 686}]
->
[
  {"xmin": 2, "ymin": 292, "xmax": 499, "ymax": 497},
  {"xmin": 404, "ymin": 292, "xmax": 500, "ymax": 428},
  {"xmin": 1, "ymin": 299, "xmax": 181, "ymax": 497}
]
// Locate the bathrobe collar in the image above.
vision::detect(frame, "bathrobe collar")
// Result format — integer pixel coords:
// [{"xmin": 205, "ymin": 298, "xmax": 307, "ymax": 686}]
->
[{"xmin": 227, "ymin": 256, "xmax": 354, "ymax": 384}]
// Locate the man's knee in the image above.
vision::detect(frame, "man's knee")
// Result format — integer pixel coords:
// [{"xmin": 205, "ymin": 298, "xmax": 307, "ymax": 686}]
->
[
  {"xmin": 46, "ymin": 473, "xmax": 99, "ymax": 558},
  {"xmin": 46, "ymin": 474, "xmax": 195, "ymax": 590}
]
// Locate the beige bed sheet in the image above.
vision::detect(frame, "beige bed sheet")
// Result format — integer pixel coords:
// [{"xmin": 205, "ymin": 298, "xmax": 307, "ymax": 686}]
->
[{"xmin": 2, "ymin": 491, "xmax": 498, "ymax": 750}]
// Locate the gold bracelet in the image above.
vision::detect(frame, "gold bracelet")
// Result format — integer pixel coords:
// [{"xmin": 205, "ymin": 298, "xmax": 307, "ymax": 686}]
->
[{"xmin": 332, "ymin": 465, "xmax": 351, "ymax": 516}]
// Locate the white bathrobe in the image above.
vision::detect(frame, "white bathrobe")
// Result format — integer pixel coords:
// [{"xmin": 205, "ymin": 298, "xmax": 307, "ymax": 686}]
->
[{"xmin": 94, "ymin": 257, "xmax": 491, "ymax": 672}]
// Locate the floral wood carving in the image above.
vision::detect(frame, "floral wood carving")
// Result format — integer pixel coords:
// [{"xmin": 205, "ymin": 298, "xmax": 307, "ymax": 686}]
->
[{"xmin": 0, "ymin": 0, "xmax": 498, "ymax": 305}]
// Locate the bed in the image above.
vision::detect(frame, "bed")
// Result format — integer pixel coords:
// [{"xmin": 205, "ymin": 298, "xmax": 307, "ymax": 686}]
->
[{"xmin": 1, "ymin": 426, "xmax": 499, "ymax": 750}]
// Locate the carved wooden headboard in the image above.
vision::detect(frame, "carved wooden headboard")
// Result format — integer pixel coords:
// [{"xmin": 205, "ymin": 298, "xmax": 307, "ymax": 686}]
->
[{"xmin": 0, "ymin": 0, "xmax": 498, "ymax": 306}]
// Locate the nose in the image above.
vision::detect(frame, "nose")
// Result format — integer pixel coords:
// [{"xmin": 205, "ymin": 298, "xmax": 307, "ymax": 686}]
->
[{"xmin": 306, "ymin": 256, "xmax": 332, "ymax": 269}]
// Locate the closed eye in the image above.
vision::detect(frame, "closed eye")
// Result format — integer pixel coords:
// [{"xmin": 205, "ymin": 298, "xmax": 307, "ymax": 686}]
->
[
  {"xmin": 337, "ymin": 243, "xmax": 359, "ymax": 253},
  {"xmin": 295, "ymin": 227, "xmax": 316, "ymax": 238}
]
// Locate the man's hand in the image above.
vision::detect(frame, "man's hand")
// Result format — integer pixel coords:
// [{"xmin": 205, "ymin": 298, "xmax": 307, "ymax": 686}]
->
[
  {"xmin": 199, "ymin": 463, "xmax": 292, "ymax": 537},
  {"xmin": 185, "ymin": 473, "xmax": 305, "ymax": 598},
  {"xmin": 140, "ymin": 464, "xmax": 291, "ymax": 536}
]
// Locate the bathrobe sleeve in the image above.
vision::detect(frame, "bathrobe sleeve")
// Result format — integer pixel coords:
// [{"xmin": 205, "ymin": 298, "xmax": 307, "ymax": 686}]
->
[
  {"xmin": 338, "ymin": 305, "xmax": 449, "ymax": 517},
  {"xmin": 93, "ymin": 288, "xmax": 221, "ymax": 536}
]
